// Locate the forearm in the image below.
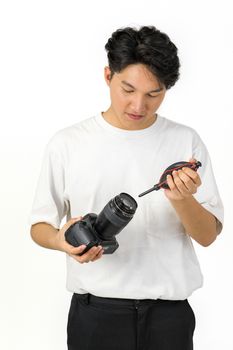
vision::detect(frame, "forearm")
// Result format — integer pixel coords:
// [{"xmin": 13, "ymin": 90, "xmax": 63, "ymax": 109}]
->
[
  {"xmin": 30, "ymin": 222, "xmax": 60, "ymax": 250},
  {"xmin": 169, "ymin": 196, "xmax": 217, "ymax": 246},
  {"xmin": 30, "ymin": 219, "xmax": 104, "ymax": 263}
]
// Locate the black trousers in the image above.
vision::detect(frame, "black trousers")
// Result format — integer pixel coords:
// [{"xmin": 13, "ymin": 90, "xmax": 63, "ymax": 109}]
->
[{"xmin": 67, "ymin": 293, "xmax": 195, "ymax": 350}]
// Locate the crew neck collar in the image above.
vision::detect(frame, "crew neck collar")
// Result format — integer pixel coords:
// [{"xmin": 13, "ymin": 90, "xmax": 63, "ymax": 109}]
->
[{"xmin": 95, "ymin": 112, "xmax": 163, "ymax": 137}]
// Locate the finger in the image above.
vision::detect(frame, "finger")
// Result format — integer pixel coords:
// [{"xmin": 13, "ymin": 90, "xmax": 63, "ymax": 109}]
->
[
  {"xmin": 86, "ymin": 246, "xmax": 103, "ymax": 261},
  {"xmin": 70, "ymin": 216, "xmax": 83, "ymax": 224},
  {"xmin": 70, "ymin": 244, "xmax": 87, "ymax": 256},
  {"xmin": 166, "ymin": 174, "xmax": 182, "ymax": 197},
  {"xmin": 189, "ymin": 158, "xmax": 197, "ymax": 163},
  {"xmin": 63, "ymin": 216, "xmax": 83, "ymax": 231},
  {"xmin": 78, "ymin": 246, "xmax": 102, "ymax": 263},
  {"xmin": 91, "ymin": 248, "xmax": 104, "ymax": 262},
  {"xmin": 70, "ymin": 254, "xmax": 86, "ymax": 263},
  {"xmin": 177, "ymin": 169, "xmax": 197, "ymax": 193},
  {"xmin": 182, "ymin": 167, "xmax": 202, "ymax": 186},
  {"xmin": 172, "ymin": 171, "xmax": 190, "ymax": 196}
]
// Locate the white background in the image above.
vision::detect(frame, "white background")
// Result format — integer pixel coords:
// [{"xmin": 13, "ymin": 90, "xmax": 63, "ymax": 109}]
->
[{"xmin": 0, "ymin": 0, "xmax": 233, "ymax": 349}]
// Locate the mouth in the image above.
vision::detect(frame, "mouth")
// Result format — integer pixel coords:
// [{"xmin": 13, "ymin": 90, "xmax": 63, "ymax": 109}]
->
[{"xmin": 126, "ymin": 113, "xmax": 144, "ymax": 120}]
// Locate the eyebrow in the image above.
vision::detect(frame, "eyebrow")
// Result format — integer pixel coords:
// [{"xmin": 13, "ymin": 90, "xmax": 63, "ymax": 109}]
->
[{"xmin": 121, "ymin": 80, "xmax": 163, "ymax": 93}]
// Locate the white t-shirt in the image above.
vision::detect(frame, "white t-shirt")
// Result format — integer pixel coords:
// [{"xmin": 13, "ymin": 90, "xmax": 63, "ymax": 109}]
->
[{"xmin": 29, "ymin": 112, "xmax": 224, "ymax": 300}]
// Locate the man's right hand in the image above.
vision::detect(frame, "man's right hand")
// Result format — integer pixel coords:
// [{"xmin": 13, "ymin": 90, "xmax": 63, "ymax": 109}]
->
[{"xmin": 56, "ymin": 217, "xmax": 104, "ymax": 263}]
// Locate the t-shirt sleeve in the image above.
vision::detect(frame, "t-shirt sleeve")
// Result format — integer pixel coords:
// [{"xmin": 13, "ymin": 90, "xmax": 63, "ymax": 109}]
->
[
  {"xmin": 192, "ymin": 131, "xmax": 224, "ymax": 234},
  {"xmin": 29, "ymin": 135, "xmax": 69, "ymax": 229}
]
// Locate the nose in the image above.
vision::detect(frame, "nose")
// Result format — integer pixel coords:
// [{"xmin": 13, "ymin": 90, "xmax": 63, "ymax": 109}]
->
[{"xmin": 130, "ymin": 95, "xmax": 146, "ymax": 114}]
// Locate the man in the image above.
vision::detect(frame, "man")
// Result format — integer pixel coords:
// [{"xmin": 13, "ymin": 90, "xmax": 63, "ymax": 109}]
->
[{"xmin": 30, "ymin": 26, "xmax": 224, "ymax": 350}]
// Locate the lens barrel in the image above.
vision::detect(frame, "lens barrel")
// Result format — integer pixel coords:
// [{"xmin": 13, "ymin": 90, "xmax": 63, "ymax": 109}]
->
[{"xmin": 94, "ymin": 193, "xmax": 137, "ymax": 240}]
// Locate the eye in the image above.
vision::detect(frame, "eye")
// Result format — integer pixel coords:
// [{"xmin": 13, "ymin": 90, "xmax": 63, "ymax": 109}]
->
[
  {"xmin": 147, "ymin": 94, "xmax": 158, "ymax": 98},
  {"xmin": 122, "ymin": 88, "xmax": 134, "ymax": 93}
]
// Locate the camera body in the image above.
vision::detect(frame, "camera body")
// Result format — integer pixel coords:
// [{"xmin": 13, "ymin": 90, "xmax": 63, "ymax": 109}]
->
[
  {"xmin": 65, "ymin": 193, "xmax": 137, "ymax": 255},
  {"xmin": 65, "ymin": 213, "xmax": 119, "ymax": 255}
]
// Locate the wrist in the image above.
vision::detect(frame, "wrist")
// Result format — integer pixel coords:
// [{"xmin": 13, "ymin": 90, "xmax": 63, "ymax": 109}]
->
[{"xmin": 169, "ymin": 194, "xmax": 194, "ymax": 205}]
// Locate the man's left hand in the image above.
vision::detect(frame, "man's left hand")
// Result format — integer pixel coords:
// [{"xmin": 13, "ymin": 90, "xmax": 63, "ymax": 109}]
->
[{"xmin": 164, "ymin": 158, "xmax": 202, "ymax": 201}]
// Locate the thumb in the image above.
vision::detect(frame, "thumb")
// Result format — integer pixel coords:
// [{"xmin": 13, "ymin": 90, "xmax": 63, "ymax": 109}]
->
[
  {"xmin": 72, "ymin": 216, "xmax": 83, "ymax": 221},
  {"xmin": 62, "ymin": 216, "xmax": 83, "ymax": 232}
]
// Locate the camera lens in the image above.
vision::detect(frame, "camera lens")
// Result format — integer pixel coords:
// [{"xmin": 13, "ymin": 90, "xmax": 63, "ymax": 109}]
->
[
  {"xmin": 94, "ymin": 193, "xmax": 138, "ymax": 240},
  {"xmin": 113, "ymin": 193, "xmax": 138, "ymax": 217}
]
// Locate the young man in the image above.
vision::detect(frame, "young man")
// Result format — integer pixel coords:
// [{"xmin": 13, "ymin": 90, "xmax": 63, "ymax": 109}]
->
[{"xmin": 30, "ymin": 26, "xmax": 224, "ymax": 350}]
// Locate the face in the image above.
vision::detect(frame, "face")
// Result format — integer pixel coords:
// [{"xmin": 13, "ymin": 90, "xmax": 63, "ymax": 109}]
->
[{"xmin": 103, "ymin": 64, "xmax": 166, "ymax": 130}]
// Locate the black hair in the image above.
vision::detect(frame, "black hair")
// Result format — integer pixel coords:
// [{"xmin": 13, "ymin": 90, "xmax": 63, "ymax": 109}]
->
[{"xmin": 105, "ymin": 26, "xmax": 180, "ymax": 89}]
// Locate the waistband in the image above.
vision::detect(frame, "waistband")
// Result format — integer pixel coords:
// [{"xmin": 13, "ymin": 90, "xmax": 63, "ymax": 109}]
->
[{"xmin": 74, "ymin": 293, "xmax": 185, "ymax": 307}]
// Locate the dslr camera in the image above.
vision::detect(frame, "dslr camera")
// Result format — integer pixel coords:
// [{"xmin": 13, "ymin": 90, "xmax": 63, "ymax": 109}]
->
[{"xmin": 65, "ymin": 192, "xmax": 137, "ymax": 255}]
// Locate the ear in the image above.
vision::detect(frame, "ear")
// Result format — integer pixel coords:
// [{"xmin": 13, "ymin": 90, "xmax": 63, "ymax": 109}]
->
[{"xmin": 104, "ymin": 66, "xmax": 112, "ymax": 86}]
